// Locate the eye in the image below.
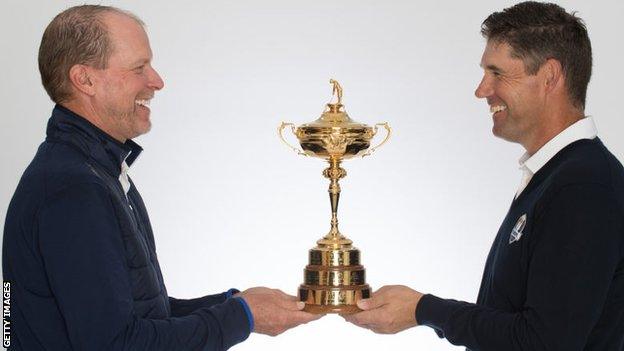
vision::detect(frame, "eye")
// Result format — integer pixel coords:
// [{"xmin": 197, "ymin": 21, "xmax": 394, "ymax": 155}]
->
[{"xmin": 133, "ymin": 65, "xmax": 145, "ymax": 74}]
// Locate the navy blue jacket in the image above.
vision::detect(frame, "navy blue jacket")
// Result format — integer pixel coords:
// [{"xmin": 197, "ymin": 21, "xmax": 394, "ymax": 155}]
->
[
  {"xmin": 3, "ymin": 105, "xmax": 251, "ymax": 350},
  {"xmin": 417, "ymin": 138, "xmax": 624, "ymax": 350}
]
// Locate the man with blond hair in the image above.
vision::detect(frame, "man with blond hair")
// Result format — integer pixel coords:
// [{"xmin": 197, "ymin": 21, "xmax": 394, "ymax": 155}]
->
[{"xmin": 3, "ymin": 5, "xmax": 319, "ymax": 350}]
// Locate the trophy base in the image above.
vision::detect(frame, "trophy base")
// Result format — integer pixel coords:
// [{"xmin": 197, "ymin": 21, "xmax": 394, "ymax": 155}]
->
[
  {"xmin": 303, "ymin": 304, "xmax": 362, "ymax": 314},
  {"xmin": 298, "ymin": 284, "xmax": 371, "ymax": 314}
]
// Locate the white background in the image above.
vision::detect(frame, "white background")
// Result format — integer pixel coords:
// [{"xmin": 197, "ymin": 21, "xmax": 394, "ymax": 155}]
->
[{"xmin": 1, "ymin": 0, "xmax": 623, "ymax": 350}]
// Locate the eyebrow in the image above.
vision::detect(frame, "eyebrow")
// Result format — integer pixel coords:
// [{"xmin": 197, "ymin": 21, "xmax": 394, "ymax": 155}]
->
[
  {"xmin": 130, "ymin": 58, "xmax": 150, "ymax": 67},
  {"xmin": 481, "ymin": 63, "xmax": 504, "ymax": 74}
]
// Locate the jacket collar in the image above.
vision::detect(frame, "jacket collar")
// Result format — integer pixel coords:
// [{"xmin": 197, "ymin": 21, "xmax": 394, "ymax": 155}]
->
[{"xmin": 46, "ymin": 104, "xmax": 143, "ymax": 177}]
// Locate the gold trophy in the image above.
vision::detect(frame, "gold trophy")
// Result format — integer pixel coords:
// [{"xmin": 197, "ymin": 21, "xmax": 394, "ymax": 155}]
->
[{"xmin": 278, "ymin": 79, "xmax": 391, "ymax": 313}]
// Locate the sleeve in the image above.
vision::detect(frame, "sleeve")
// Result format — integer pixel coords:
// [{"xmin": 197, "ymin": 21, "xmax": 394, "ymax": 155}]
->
[
  {"xmin": 168, "ymin": 289, "xmax": 237, "ymax": 318},
  {"xmin": 38, "ymin": 182, "xmax": 251, "ymax": 351},
  {"xmin": 416, "ymin": 184, "xmax": 623, "ymax": 351}
]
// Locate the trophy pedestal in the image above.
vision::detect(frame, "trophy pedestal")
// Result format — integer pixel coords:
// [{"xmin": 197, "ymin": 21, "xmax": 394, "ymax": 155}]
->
[{"xmin": 298, "ymin": 244, "xmax": 371, "ymax": 314}]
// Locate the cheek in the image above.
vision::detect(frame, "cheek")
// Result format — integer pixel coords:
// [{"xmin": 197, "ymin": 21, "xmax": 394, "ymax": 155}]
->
[
  {"xmin": 110, "ymin": 74, "xmax": 139, "ymax": 98},
  {"xmin": 492, "ymin": 78, "xmax": 515, "ymax": 99},
  {"xmin": 525, "ymin": 81, "xmax": 542, "ymax": 99},
  {"xmin": 521, "ymin": 82, "xmax": 543, "ymax": 107},
  {"xmin": 101, "ymin": 78, "xmax": 127, "ymax": 101}
]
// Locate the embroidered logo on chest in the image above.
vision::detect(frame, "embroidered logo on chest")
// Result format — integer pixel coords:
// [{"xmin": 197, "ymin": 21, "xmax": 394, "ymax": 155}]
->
[{"xmin": 509, "ymin": 214, "xmax": 527, "ymax": 244}]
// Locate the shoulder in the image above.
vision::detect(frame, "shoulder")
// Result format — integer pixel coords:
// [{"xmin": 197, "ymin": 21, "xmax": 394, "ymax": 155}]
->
[
  {"xmin": 533, "ymin": 139, "xmax": 624, "ymax": 217},
  {"xmin": 16, "ymin": 140, "xmax": 111, "ymax": 205},
  {"xmin": 548, "ymin": 139, "xmax": 624, "ymax": 192}
]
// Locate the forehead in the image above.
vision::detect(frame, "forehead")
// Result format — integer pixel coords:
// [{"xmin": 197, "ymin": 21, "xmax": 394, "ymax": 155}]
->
[
  {"xmin": 479, "ymin": 40, "xmax": 528, "ymax": 75},
  {"xmin": 103, "ymin": 12, "xmax": 152, "ymax": 65},
  {"xmin": 481, "ymin": 41, "xmax": 513, "ymax": 65},
  {"xmin": 481, "ymin": 40, "xmax": 522, "ymax": 68}
]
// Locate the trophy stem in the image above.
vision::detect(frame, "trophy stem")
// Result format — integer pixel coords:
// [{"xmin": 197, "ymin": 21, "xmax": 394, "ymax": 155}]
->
[
  {"xmin": 319, "ymin": 157, "xmax": 352, "ymax": 247},
  {"xmin": 301, "ymin": 155, "xmax": 369, "ymax": 315}
]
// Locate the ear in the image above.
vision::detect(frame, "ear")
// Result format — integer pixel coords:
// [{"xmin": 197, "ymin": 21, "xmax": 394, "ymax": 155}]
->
[
  {"xmin": 68, "ymin": 64, "xmax": 96, "ymax": 97},
  {"xmin": 541, "ymin": 58, "xmax": 563, "ymax": 94}
]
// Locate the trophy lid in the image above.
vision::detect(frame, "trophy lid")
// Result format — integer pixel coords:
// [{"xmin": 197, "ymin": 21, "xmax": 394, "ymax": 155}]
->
[
  {"xmin": 299, "ymin": 80, "xmax": 370, "ymax": 130},
  {"xmin": 295, "ymin": 80, "xmax": 374, "ymax": 159},
  {"xmin": 299, "ymin": 104, "xmax": 370, "ymax": 129}
]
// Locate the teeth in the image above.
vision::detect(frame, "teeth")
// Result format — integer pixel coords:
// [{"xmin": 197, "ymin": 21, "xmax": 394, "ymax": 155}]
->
[
  {"xmin": 490, "ymin": 105, "xmax": 507, "ymax": 113},
  {"xmin": 135, "ymin": 99, "xmax": 151, "ymax": 107}
]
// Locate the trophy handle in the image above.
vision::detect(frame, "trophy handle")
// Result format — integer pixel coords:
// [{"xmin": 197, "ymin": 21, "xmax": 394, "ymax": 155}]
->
[
  {"xmin": 362, "ymin": 122, "xmax": 391, "ymax": 157},
  {"xmin": 278, "ymin": 122, "xmax": 307, "ymax": 156}
]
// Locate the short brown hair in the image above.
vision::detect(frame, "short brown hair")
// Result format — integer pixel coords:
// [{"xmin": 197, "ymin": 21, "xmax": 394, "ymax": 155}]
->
[
  {"xmin": 481, "ymin": 1, "xmax": 592, "ymax": 109},
  {"xmin": 38, "ymin": 5, "xmax": 143, "ymax": 103}
]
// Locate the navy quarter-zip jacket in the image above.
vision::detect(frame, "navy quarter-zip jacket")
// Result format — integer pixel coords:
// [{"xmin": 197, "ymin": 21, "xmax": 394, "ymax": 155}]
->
[
  {"xmin": 417, "ymin": 138, "xmax": 624, "ymax": 350},
  {"xmin": 3, "ymin": 105, "xmax": 250, "ymax": 350}
]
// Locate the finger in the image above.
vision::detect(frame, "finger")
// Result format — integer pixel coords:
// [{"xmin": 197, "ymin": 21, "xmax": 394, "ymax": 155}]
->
[
  {"xmin": 357, "ymin": 296, "xmax": 386, "ymax": 310},
  {"xmin": 342, "ymin": 311, "xmax": 365, "ymax": 325},
  {"xmin": 343, "ymin": 314, "xmax": 376, "ymax": 331},
  {"xmin": 342, "ymin": 313, "xmax": 357, "ymax": 323},
  {"xmin": 343, "ymin": 309, "xmax": 381, "ymax": 326},
  {"xmin": 288, "ymin": 310, "xmax": 324, "ymax": 325},
  {"xmin": 361, "ymin": 286, "xmax": 395, "ymax": 309},
  {"xmin": 269, "ymin": 289, "xmax": 306, "ymax": 310},
  {"xmin": 350, "ymin": 322, "xmax": 378, "ymax": 332},
  {"xmin": 343, "ymin": 316, "xmax": 366, "ymax": 327},
  {"xmin": 275, "ymin": 297, "xmax": 305, "ymax": 311},
  {"xmin": 277, "ymin": 312, "xmax": 321, "ymax": 332},
  {"xmin": 274, "ymin": 289, "xmax": 299, "ymax": 301}
]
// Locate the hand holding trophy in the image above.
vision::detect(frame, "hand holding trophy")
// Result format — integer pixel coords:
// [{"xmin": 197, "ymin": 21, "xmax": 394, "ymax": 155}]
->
[{"xmin": 278, "ymin": 79, "xmax": 391, "ymax": 314}]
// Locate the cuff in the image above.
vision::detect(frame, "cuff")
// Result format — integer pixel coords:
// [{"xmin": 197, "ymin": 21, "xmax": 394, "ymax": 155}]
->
[
  {"xmin": 416, "ymin": 294, "xmax": 461, "ymax": 335},
  {"xmin": 205, "ymin": 297, "xmax": 251, "ymax": 348},
  {"xmin": 225, "ymin": 288, "xmax": 240, "ymax": 299},
  {"xmin": 233, "ymin": 297, "xmax": 254, "ymax": 333}
]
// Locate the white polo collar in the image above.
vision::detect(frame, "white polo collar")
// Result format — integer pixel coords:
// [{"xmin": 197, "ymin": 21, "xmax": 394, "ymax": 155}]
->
[
  {"xmin": 119, "ymin": 158, "xmax": 131, "ymax": 200},
  {"xmin": 519, "ymin": 116, "xmax": 598, "ymax": 175}
]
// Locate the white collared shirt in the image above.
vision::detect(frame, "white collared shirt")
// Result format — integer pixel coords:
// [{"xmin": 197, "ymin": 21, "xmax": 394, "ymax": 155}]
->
[
  {"xmin": 119, "ymin": 160, "xmax": 131, "ymax": 199},
  {"xmin": 515, "ymin": 117, "xmax": 598, "ymax": 198}
]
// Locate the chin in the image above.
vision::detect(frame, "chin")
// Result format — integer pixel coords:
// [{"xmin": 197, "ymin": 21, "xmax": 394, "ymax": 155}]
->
[
  {"xmin": 492, "ymin": 120, "xmax": 503, "ymax": 137},
  {"xmin": 135, "ymin": 114, "xmax": 152, "ymax": 134},
  {"xmin": 492, "ymin": 114, "xmax": 511, "ymax": 139},
  {"xmin": 127, "ymin": 123, "xmax": 151, "ymax": 140},
  {"xmin": 492, "ymin": 125, "xmax": 521, "ymax": 144},
  {"xmin": 492, "ymin": 127, "xmax": 507, "ymax": 140},
  {"xmin": 136, "ymin": 125, "xmax": 152, "ymax": 137}
]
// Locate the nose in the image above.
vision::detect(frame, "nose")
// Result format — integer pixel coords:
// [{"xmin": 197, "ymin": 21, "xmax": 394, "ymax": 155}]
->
[
  {"xmin": 148, "ymin": 65, "xmax": 165, "ymax": 91},
  {"xmin": 474, "ymin": 74, "xmax": 492, "ymax": 99}
]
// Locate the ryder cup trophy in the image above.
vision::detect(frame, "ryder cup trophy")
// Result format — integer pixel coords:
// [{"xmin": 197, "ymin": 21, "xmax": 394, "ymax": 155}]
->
[{"xmin": 278, "ymin": 79, "xmax": 391, "ymax": 313}]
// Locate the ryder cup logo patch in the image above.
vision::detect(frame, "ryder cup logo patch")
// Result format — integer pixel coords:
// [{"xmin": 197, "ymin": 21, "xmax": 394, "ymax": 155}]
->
[{"xmin": 509, "ymin": 214, "xmax": 527, "ymax": 244}]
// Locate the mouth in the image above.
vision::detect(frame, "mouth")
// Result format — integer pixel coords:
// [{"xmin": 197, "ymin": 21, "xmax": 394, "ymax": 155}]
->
[
  {"xmin": 490, "ymin": 104, "xmax": 507, "ymax": 115},
  {"xmin": 135, "ymin": 99, "xmax": 152, "ymax": 110}
]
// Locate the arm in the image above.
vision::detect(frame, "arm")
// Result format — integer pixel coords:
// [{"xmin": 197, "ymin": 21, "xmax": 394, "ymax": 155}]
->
[
  {"xmin": 417, "ymin": 184, "xmax": 622, "ymax": 350},
  {"xmin": 38, "ymin": 182, "xmax": 249, "ymax": 351},
  {"xmin": 169, "ymin": 289, "xmax": 238, "ymax": 318},
  {"xmin": 346, "ymin": 184, "xmax": 622, "ymax": 351}
]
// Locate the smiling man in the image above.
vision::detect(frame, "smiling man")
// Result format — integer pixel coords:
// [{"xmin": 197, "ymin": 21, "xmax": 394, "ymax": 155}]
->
[
  {"xmin": 2, "ymin": 5, "xmax": 319, "ymax": 350},
  {"xmin": 344, "ymin": 2, "xmax": 624, "ymax": 350}
]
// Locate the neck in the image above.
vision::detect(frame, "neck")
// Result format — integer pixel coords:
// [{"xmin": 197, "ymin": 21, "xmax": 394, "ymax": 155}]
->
[
  {"xmin": 522, "ymin": 104, "xmax": 584, "ymax": 155},
  {"xmin": 61, "ymin": 100, "xmax": 127, "ymax": 143}
]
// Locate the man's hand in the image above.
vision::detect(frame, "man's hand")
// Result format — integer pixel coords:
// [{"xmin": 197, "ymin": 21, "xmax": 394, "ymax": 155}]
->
[
  {"xmin": 343, "ymin": 285, "xmax": 423, "ymax": 334},
  {"xmin": 237, "ymin": 287, "xmax": 323, "ymax": 336}
]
